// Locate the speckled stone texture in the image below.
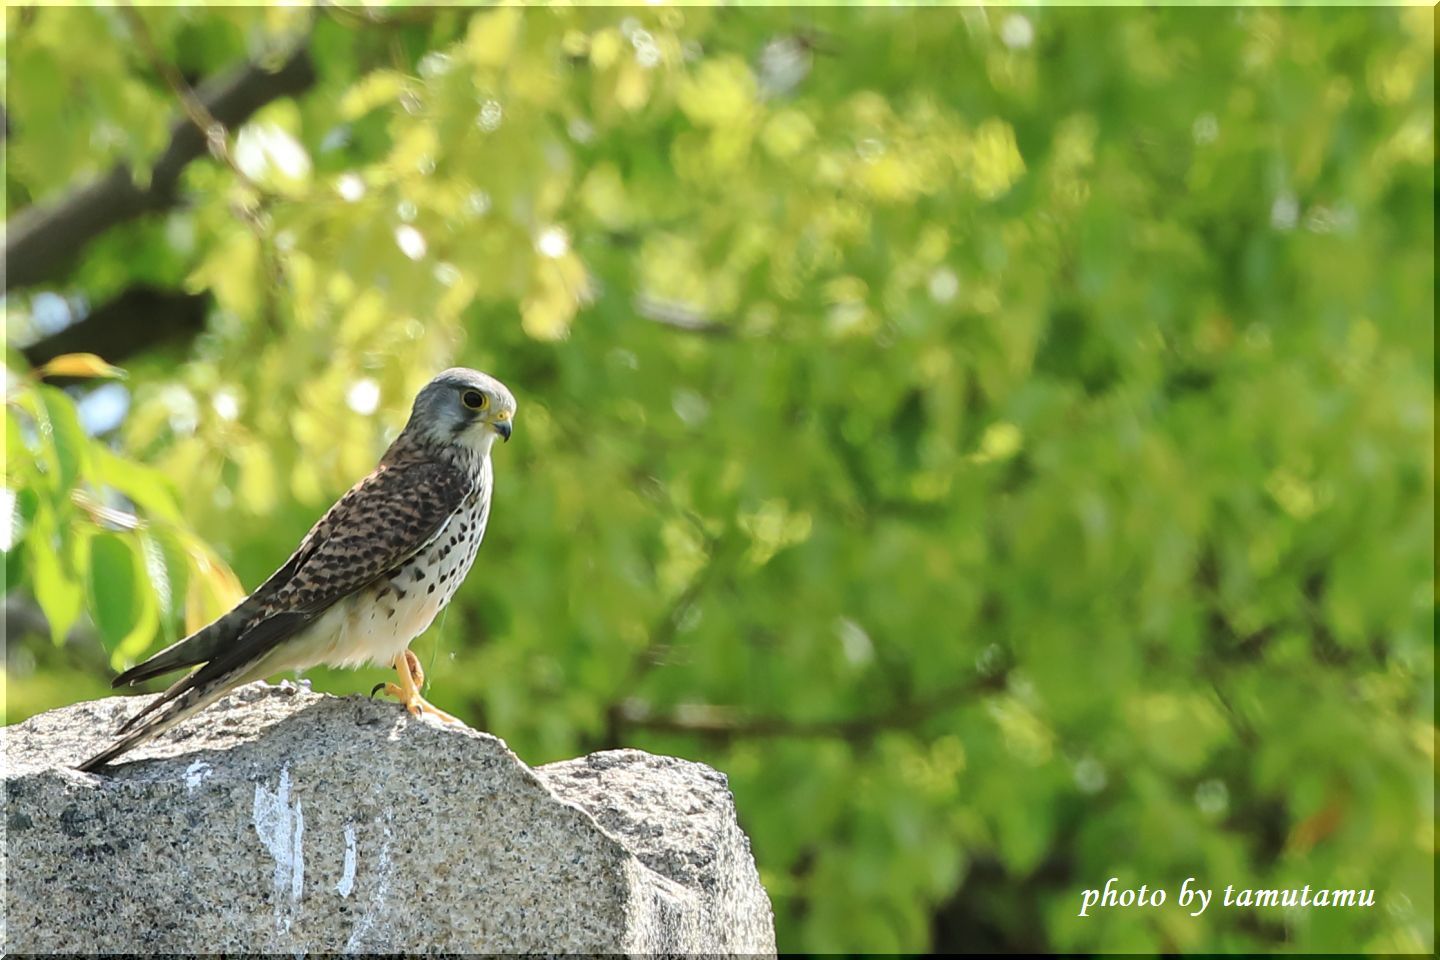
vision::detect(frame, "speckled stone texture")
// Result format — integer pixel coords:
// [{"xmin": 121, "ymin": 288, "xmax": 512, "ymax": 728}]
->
[{"xmin": 2, "ymin": 682, "xmax": 776, "ymax": 954}]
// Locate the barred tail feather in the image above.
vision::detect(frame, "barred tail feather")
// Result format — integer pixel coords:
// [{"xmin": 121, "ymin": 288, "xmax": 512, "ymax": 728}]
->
[
  {"xmin": 78, "ymin": 663, "xmax": 257, "ymax": 773},
  {"xmin": 80, "ymin": 610, "xmax": 314, "ymax": 772},
  {"xmin": 110, "ymin": 605, "xmax": 254, "ymax": 688}
]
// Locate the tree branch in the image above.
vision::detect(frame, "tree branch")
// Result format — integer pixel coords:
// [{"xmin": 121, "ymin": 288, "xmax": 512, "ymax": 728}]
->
[
  {"xmin": 118, "ymin": 5, "xmax": 272, "ymax": 199},
  {"xmin": 613, "ymin": 669, "xmax": 1009, "ymax": 745},
  {"xmin": 19, "ymin": 287, "xmax": 210, "ymax": 375},
  {"xmin": 3, "ymin": 44, "xmax": 314, "ymax": 291},
  {"xmin": 117, "ymin": 4, "xmax": 293, "ymax": 307},
  {"xmin": 597, "ymin": 525, "xmax": 727, "ymax": 750},
  {"xmin": 634, "ymin": 293, "xmax": 737, "ymax": 338}
]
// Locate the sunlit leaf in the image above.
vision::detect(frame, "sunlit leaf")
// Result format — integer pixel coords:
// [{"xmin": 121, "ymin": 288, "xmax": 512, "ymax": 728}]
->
[
  {"xmin": 88, "ymin": 532, "xmax": 147, "ymax": 653},
  {"xmin": 339, "ymin": 69, "xmax": 408, "ymax": 121},
  {"xmin": 181, "ymin": 535, "xmax": 245, "ymax": 635},
  {"xmin": 93, "ymin": 449, "xmax": 183, "ymax": 525},
  {"xmin": 36, "ymin": 385, "xmax": 89, "ymax": 499},
  {"xmin": 27, "ymin": 507, "xmax": 85, "ymax": 644},
  {"xmin": 37, "ymin": 353, "xmax": 127, "ymax": 380}
]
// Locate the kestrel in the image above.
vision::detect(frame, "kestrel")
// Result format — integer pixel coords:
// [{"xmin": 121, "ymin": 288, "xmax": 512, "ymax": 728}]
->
[{"xmin": 77, "ymin": 368, "xmax": 516, "ymax": 772}]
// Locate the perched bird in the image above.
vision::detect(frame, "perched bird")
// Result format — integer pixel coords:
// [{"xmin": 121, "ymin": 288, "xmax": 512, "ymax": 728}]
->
[{"xmin": 78, "ymin": 368, "xmax": 516, "ymax": 772}]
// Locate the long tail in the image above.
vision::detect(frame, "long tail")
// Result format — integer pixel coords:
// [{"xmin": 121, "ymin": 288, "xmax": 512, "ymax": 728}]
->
[
  {"xmin": 77, "ymin": 661, "xmax": 258, "ymax": 772},
  {"xmin": 80, "ymin": 609, "xmax": 315, "ymax": 772},
  {"xmin": 110, "ymin": 604, "xmax": 256, "ymax": 688}
]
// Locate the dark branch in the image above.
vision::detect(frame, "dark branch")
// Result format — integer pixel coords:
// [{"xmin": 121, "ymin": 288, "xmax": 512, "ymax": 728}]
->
[
  {"xmin": 19, "ymin": 287, "xmax": 210, "ymax": 375},
  {"xmin": 4, "ymin": 45, "xmax": 314, "ymax": 292},
  {"xmin": 597, "ymin": 527, "xmax": 727, "ymax": 750},
  {"xmin": 634, "ymin": 293, "xmax": 737, "ymax": 338},
  {"xmin": 613, "ymin": 669, "xmax": 1009, "ymax": 745},
  {"xmin": 118, "ymin": 5, "xmax": 272, "ymax": 198}
]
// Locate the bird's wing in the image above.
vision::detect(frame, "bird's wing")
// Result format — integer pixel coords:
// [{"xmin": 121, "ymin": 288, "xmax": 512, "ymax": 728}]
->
[
  {"xmin": 260, "ymin": 459, "xmax": 474, "ymax": 617},
  {"xmin": 113, "ymin": 457, "xmax": 473, "ymax": 688},
  {"xmin": 197, "ymin": 455, "xmax": 474, "ymax": 669},
  {"xmin": 94, "ymin": 458, "xmax": 473, "ymax": 754}
]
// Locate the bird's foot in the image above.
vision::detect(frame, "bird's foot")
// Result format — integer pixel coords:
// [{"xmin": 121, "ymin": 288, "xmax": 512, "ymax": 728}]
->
[
  {"xmin": 377, "ymin": 650, "xmax": 464, "ymax": 724},
  {"xmin": 407, "ymin": 692, "xmax": 462, "ymax": 724},
  {"xmin": 375, "ymin": 682, "xmax": 461, "ymax": 723}
]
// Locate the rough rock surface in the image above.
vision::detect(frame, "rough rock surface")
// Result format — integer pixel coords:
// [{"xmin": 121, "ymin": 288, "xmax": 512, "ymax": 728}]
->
[{"xmin": 1, "ymin": 682, "xmax": 775, "ymax": 954}]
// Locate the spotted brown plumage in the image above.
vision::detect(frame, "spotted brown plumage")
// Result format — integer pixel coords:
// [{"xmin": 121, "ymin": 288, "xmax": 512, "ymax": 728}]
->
[{"xmin": 78, "ymin": 368, "xmax": 517, "ymax": 772}]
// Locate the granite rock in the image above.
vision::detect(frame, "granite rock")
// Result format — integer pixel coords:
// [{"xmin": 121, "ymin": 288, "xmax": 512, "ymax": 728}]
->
[{"xmin": 1, "ymin": 682, "xmax": 776, "ymax": 954}]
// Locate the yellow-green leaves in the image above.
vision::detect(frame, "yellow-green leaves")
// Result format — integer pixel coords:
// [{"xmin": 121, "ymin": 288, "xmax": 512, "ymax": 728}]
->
[
  {"xmin": 187, "ymin": 229, "xmax": 262, "ymax": 319},
  {"xmin": 25, "ymin": 505, "xmax": 86, "ymax": 645},
  {"xmin": 88, "ymin": 532, "xmax": 160, "ymax": 662},
  {"xmin": 466, "ymin": 7, "xmax": 522, "ymax": 70},
  {"xmin": 738, "ymin": 499, "xmax": 813, "ymax": 568},
  {"xmin": 523, "ymin": 240, "xmax": 588, "ymax": 341},
  {"xmin": 181, "ymin": 535, "xmax": 245, "ymax": 636},
  {"xmin": 967, "ymin": 118, "xmax": 1026, "ymax": 201},
  {"xmin": 678, "ymin": 57, "xmax": 757, "ymax": 129},
  {"xmin": 761, "ymin": 109, "xmax": 817, "ymax": 161},
  {"xmin": 34, "ymin": 385, "xmax": 90, "ymax": 500},
  {"xmin": 5, "ymin": 365, "xmax": 241, "ymax": 658},
  {"xmin": 340, "ymin": 70, "xmax": 410, "ymax": 122}
]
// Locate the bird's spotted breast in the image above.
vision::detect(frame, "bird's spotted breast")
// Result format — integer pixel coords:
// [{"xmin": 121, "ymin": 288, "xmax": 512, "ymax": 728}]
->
[{"xmin": 329, "ymin": 459, "xmax": 493, "ymax": 669}]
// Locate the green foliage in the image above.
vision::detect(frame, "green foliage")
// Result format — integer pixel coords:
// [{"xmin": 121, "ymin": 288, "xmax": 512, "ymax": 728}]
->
[
  {"xmin": 4, "ymin": 358, "xmax": 244, "ymax": 664},
  {"xmin": 4, "ymin": 7, "xmax": 1433, "ymax": 953}
]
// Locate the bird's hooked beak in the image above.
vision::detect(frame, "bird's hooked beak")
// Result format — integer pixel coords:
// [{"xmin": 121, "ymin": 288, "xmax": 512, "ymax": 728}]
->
[{"xmin": 493, "ymin": 411, "xmax": 513, "ymax": 442}]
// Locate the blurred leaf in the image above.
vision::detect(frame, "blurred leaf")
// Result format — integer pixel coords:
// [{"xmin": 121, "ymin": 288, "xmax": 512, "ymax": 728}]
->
[
  {"xmin": 36, "ymin": 385, "xmax": 89, "ymax": 499},
  {"xmin": 37, "ymin": 353, "xmax": 127, "ymax": 380},
  {"xmin": 27, "ymin": 507, "xmax": 85, "ymax": 644},
  {"xmin": 87, "ymin": 532, "xmax": 155, "ymax": 656},
  {"xmin": 93, "ymin": 449, "xmax": 183, "ymax": 525},
  {"xmin": 182, "ymin": 535, "xmax": 245, "ymax": 634}
]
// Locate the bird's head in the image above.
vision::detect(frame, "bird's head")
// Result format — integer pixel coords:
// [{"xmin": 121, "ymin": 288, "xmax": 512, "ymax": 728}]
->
[{"xmin": 405, "ymin": 367, "xmax": 517, "ymax": 455}]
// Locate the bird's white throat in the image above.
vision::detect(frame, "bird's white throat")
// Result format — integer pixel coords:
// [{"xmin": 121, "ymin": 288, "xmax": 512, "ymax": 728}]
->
[{"xmin": 459, "ymin": 426, "xmax": 501, "ymax": 458}]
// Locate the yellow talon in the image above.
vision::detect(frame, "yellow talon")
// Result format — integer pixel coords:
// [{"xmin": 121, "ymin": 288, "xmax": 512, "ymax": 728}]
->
[{"xmin": 385, "ymin": 650, "xmax": 462, "ymax": 724}]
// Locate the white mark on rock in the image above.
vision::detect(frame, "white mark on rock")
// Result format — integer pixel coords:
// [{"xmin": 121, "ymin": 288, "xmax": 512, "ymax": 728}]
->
[
  {"xmin": 344, "ymin": 813, "xmax": 394, "ymax": 953},
  {"xmin": 184, "ymin": 760, "xmax": 212, "ymax": 794},
  {"xmin": 337, "ymin": 822, "xmax": 358, "ymax": 897},
  {"xmin": 253, "ymin": 766, "xmax": 306, "ymax": 910},
  {"xmin": 290, "ymin": 799, "xmax": 305, "ymax": 902}
]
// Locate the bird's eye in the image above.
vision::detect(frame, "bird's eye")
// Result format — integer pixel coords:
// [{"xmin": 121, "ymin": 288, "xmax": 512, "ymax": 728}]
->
[{"xmin": 462, "ymin": 390, "xmax": 488, "ymax": 411}]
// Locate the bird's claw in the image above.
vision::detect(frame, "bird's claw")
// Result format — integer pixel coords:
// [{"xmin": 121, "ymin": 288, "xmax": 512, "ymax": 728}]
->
[
  {"xmin": 378, "ymin": 652, "xmax": 463, "ymax": 724},
  {"xmin": 403, "ymin": 694, "xmax": 462, "ymax": 724}
]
